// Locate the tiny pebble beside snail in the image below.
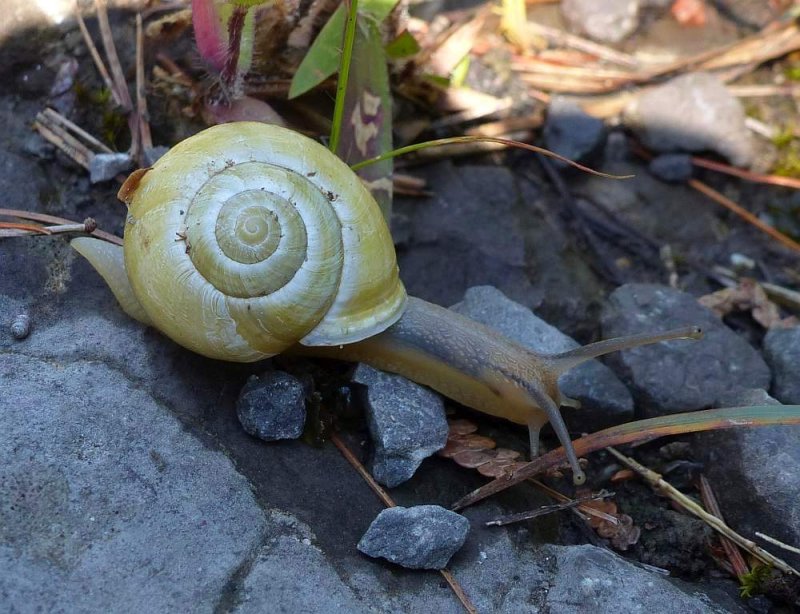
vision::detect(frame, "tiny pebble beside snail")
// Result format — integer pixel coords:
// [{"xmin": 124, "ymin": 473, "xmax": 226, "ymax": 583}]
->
[
  {"xmin": 11, "ymin": 313, "xmax": 31, "ymax": 340},
  {"xmin": 72, "ymin": 122, "xmax": 702, "ymax": 485}
]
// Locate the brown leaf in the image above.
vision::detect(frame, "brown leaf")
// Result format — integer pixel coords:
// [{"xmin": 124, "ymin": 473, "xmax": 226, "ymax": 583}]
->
[
  {"xmin": 448, "ymin": 418, "xmax": 478, "ymax": 437},
  {"xmin": 451, "ymin": 449, "xmax": 497, "ymax": 468},
  {"xmin": 584, "ymin": 499, "xmax": 641, "ymax": 551},
  {"xmin": 698, "ymin": 278, "xmax": 789, "ymax": 329}
]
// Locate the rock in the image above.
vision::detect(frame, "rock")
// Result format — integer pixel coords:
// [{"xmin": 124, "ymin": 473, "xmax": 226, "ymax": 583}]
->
[
  {"xmin": 143, "ymin": 145, "xmax": 170, "ymax": 167},
  {"xmin": 236, "ymin": 371, "xmax": 307, "ymax": 441},
  {"xmin": 648, "ymin": 153, "xmax": 693, "ymax": 183},
  {"xmin": 352, "ymin": 364, "xmax": 448, "ymax": 487},
  {"xmin": 357, "ymin": 506, "xmax": 469, "ymax": 570},
  {"xmin": 545, "ymin": 545, "xmax": 745, "ymax": 613},
  {"xmin": 624, "ymin": 73, "xmax": 754, "ymax": 167},
  {"xmin": 543, "ymin": 96, "xmax": 606, "ymax": 168},
  {"xmin": 9, "ymin": 313, "xmax": 31, "ymax": 339},
  {"xmin": 0, "ymin": 354, "xmax": 267, "ymax": 611},
  {"xmin": 601, "ymin": 284, "xmax": 771, "ymax": 415},
  {"xmin": 89, "ymin": 152, "xmax": 133, "ymax": 183},
  {"xmin": 394, "ymin": 161, "xmax": 607, "ymax": 335},
  {"xmin": 394, "ymin": 162, "xmax": 541, "ymax": 309},
  {"xmin": 450, "ymin": 286, "xmax": 634, "ymax": 432},
  {"xmin": 763, "ymin": 327, "xmax": 800, "ymax": 403},
  {"xmin": 693, "ymin": 389, "xmax": 800, "ymax": 569},
  {"xmin": 561, "ymin": 0, "xmax": 640, "ymax": 43}
]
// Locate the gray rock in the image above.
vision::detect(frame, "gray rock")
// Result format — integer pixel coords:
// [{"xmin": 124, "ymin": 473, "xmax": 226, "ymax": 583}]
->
[
  {"xmin": 546, "ymin": 544, "xmax": 745, "ymax": 613},
  {"xmin": 236, "ymin": 371, "xmax": 307, "ymax": 441},
  {"xmin": 143, "ymin": 145, "xmax": 170, "ymax": 167},
  {"xmin": 648, "ymin": 153, "xmax": 693, "ymax": 183},
  {"xmin": 0, "ymin": 354, "xmax": 267, "ymax": 611},
  {"xmin": 544, "ymin": 96, "xmax": 606, "ymax": 168},
  {"xmin": 624, "ymin": 73, "xmax": 754, "ymax": 167},
  {"xmin": 561, "ymin": 0, "xmax": 640, "ymax": 43},
  {"xmin": 394, "ymin": 162, "xmax": 541, "ymax": 309},
  {"xmin": 353, "ymin": 364, "xmax": 447, "ymax": 487},
  {"xmin": 394, "ymin": 161, "xmax": 608, "ymax": 335},
  {"xmin": 451, "ymin": 286, "xmax": 634, "ymax": 432},
  {"xmin": 763, "ymin": 326, "xmax": 800, "ymax": 403},
  {"xmin": 601, "ymin": 283, "xmax": 771, "ymax": 415},
  {"xmin": 693, "ymin": 389, "xmax": 800, "ymax": 569},
  {"xmin": 89, "ymin": 152, "xmax": 133, "ymax": 183},
  {"xmin": 357, "ymin": 506, "xmax": 469, "ymax": 570}
]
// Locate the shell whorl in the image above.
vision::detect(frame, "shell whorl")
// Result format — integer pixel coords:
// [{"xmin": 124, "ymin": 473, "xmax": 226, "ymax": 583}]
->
[{"xmin": 122, "ymin": 122, "xmax": 406, "ymax": 362}]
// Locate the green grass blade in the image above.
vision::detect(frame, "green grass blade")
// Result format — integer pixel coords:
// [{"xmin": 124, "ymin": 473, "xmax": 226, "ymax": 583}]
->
[
  {"xmin": 329, "ymin": 0, "xmax": 360, "ymax": 153},
  {"xmin": 452, "ymin": 405, "xmax": 800, "ymax": 510}
]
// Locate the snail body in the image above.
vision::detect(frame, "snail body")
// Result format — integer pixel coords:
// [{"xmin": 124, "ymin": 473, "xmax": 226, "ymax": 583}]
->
[{"xmin": 73, "ymin": 122, "xmax": 701, "ymax": 485}]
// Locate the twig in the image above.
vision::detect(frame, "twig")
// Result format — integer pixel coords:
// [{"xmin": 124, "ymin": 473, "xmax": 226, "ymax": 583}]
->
[
  {"xmin": 94, "ymin": 0, "xmax": 132, "ymax": 112},
  {"xmin": 698, "ymin": 475, "xmax": 749, "ymax": 581},
  {"xmin": 525, "ymin": 20, "xmax": 640, "ymax": 69},
  {"xmin": 691, "ymin": 155, "xmax": 800, "ymax": 191},
  {"xmin": 755, "ymin": 532, "xmax": 800, "ymax": 555},
  {"xmin": 606, "ymin": 447, "xmax": 800, "ymax": 578},
  {"xmin": 688, "ymin": 178, "xmax": 800, "ymax": 253},
  {"xmin": 75, "ymin": 4, "xmax": 117, "ymax": 101},
  {"xmin": 329, "ymin": 433, "xmax": 478, "ymax": 614},
  {"xmin": 486, "ymin": 489, "xmax": 613, "ymax": 527},
  {"xmin": 42, "ymin": 108, "xmax": 113, "ymax": 153},
  {"xmin": 0, "ymin": 208, "xmax": 122, "ymax": 245},
  {"xmin": 135, "ymin": 14, "xmax": 152, "ymax": 157}
]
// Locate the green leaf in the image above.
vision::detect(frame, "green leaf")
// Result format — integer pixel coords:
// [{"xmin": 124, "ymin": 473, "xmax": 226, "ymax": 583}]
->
[
  {"xmin": 289, "ymin": 0, "xmax": 400, "ymax": 99},
  {"xmin": 385, "ymin": 30, "xmax": 420, "ymax": 59},
  {"xmin": 289, "ymin": 5, "xmax": 346, "ymax": 99}
]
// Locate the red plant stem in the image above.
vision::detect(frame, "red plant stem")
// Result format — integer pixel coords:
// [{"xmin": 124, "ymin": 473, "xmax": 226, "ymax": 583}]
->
[{"xmin": 221, "ymin": 5, "xmax": 248, "ymax": 93}]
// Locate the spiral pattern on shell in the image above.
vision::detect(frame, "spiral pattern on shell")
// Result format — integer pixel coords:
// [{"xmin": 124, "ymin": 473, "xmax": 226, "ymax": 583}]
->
[{"xmin": 120, "ymin": 122, "xmax": 406, "ymax": 362}]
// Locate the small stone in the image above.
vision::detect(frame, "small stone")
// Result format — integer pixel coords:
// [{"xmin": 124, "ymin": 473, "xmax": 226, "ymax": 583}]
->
[
  {"xmin": 357, "ymin": 505, "xmax": 469, "ymax": 570},
  {"xmin": 648, "ymin": 154, "xmax": 693, "ymax": 183},
  {"xmin": 561, "ymin": 0, "xmax": 640, "ymax": 43},
  {"xmin": 89, "ymin": 152, "xmax": 133, "ymax": 183},
  {"xmin": 601, "ymin": 283, "xmax": 771, "ymax": 415},
  {"xmin": 10, "ymin": 313, "xmax": 31, "ymax": 340},
  {"xmin": 353, "ymin": 364, "xmax": 447, "ymax": 487},
  {"xmin": 236, "ymin": 371, "xmax": 306, "ymax": 441},
  {"xmin": 624, "ymin": 73, "xmax": 753, "ymax": 167},
  {"xmin": 451, "ymin": 286, "xmax": 633, "ymax": 431},
  {"xmin": 544, "ymin": 96, "xmax": 606, "ymax": 168},
  {"xmin": 763, "ymin": 326, "xmax": 800, "ymax": 403}
]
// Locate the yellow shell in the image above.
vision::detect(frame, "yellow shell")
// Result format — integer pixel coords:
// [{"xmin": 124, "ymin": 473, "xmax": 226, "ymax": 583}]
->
[{"xmin": 77, "ymin": 122, "xmax": 407, "ymax": 361}]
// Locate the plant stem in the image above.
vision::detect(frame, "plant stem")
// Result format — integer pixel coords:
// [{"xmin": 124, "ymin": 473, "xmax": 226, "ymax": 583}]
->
[{"xmin": 329, "ymin": 0, "xmax": 359, "ymax": 153}]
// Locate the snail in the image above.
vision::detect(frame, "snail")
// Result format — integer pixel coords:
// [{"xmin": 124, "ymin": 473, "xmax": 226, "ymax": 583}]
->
[{"xmin": 71, "ymin": 122, "xmax": 701, "ymax": 485}]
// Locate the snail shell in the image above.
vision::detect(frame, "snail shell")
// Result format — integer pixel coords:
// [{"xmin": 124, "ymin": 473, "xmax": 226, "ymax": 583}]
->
[{"xmin": 77, "ymin": 122, "xmax": 407, "ymax": 362}]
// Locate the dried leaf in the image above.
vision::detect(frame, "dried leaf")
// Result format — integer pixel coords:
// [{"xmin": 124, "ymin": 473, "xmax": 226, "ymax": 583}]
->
[
  {"xmin": 584, "ymin": 499, "xmax": 641, "ymax": 551},
  {"xmin": 451, "ymin": 449, "xmax": 497, "ymax": 468},
  {"xmin": 448, "ymin": 419, "xmax": 478, "ymax": 436},
  {"xmin": 698, "ymin": 278, "xmax": 789, "ymax": 329}
]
